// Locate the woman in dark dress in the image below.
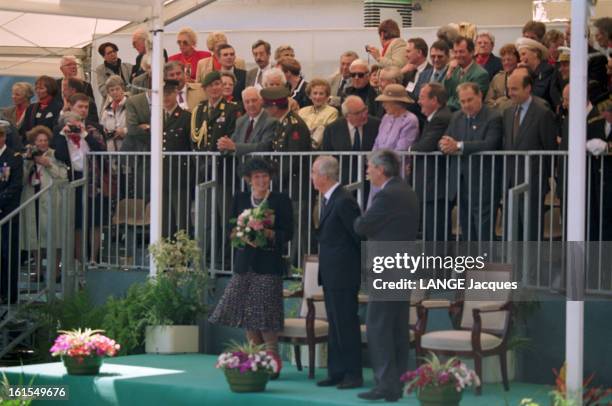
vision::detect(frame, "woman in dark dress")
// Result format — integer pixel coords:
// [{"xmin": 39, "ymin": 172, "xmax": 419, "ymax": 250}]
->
[
  {"xmin": 20, "ymin": 76, "xmax": 62, "ymax": 139},
  {"xmin": 209, "ymin": 157, "xmax": 293, "ymax": 378}
]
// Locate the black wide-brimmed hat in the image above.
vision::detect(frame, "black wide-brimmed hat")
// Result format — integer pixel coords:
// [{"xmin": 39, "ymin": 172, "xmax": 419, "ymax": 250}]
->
[{"xmin": 240, "ymin": 157, "xmax": 276, "ymax": 178}]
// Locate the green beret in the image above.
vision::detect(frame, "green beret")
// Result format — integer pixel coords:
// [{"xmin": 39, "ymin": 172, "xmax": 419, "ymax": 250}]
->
[
  {"xmin": 202, "ymin": 71, "xmax": 222, "ymax": 87},
  {"xmin": 260, "ymin": 85, "xmax": 291, "ymax": 107}
]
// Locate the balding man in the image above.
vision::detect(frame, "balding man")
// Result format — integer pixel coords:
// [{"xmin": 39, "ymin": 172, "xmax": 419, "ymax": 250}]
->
[
  {"xmin": 343, "ymin": 59, "xmax": 378, "ymax": 114},
  {"xmin": 312, "ymin": 156, "xmax": 363, "ymax": 389},
  {"xmin": 503, "ymin": 67, "xmax": 557, "ymax": 240},
  {"xmin": 329, "ymin": 51, "xmax": 359, "ymax": 106},
  {"xmin": 56, "ymin": 56, "xmax": 94, "ymax": 103},
  {"xmin": 322, "ymin": 95, "xmax": 381, "ymax": 190},
  {"xmin": 217, "ymin": 86, "xmax": 276, "ymax": 156}
]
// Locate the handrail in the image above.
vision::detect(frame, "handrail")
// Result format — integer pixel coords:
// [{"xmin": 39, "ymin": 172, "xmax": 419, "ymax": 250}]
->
[{"xmin": 0, "ymin": 182, "xmax": 54, "ymax": 226}]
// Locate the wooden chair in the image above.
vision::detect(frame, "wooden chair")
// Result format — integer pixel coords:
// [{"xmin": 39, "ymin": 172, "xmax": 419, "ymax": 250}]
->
[
  {"xmin": 278, "ymin": 255, "xmax": 328, "ymax": 379},
  {"xmin": 414, "ymin": 264, "xmax": 513, "ymax": 395},
  {"xmin": 358, "ymin": 287, "xmax": 428, "ymax": 347}
]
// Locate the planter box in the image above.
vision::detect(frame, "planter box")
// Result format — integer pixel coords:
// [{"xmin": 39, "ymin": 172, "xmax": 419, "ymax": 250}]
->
[
  {"xmin": 145, "ymin": 325, "xmax": 199, "ymax": 354},
  {"xmin": 461, "ymin": 350, "xmax": 516, "ymax": 383}
]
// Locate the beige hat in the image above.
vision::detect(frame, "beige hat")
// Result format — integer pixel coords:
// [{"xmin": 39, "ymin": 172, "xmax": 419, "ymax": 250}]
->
[
  {"xmin": 375, "ymin": 84, "xmax": 414, "ymax": 104},
  {"xmin": 515, "ymin": 37, "xmax": 549, "ymax": 60},
  {"xmin": 557, "ymin": 46, "xmax": 570, "ymax": 63}
]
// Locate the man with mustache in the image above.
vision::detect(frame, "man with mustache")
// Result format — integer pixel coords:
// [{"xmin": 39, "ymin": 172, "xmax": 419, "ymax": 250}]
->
[{"xmin": 246, "ymin": 40, "xmax": 272, "ymax": 89}]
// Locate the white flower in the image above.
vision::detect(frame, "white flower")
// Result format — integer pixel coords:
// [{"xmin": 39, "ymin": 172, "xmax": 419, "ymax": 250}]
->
[
  {"xmin": 237, "ymin": 232, "xmax": 244, "ymax": 237},
  {"xmin": 245, "ymin": 227, "xmax": 251, "ymax": 232}
]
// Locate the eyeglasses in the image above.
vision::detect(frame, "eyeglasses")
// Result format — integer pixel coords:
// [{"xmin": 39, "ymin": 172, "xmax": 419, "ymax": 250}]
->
[
  {"xmin": 177, "ymin": 40, "xmax": 190, "ymax": 46},
  {"xmin": 350, "ymin": 72, "xmax": 367, "ymax": 78}
]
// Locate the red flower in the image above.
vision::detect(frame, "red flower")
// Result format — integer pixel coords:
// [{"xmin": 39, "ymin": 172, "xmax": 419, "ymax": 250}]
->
[{"xmin": 291, "ymin": 131, "xmax": 300, "ymax": 141}]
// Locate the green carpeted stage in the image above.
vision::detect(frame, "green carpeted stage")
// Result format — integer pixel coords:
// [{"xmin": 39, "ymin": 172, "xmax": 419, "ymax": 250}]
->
[{"xmin": 1, "ymin": 354, "xmax": 552, "ymax": 405}]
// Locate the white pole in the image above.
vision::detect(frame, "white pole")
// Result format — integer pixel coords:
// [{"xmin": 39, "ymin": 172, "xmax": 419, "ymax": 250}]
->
[
  {"xmin": 566, "ymin": 0, "xmax": 589, "ymax": 404},
  {"xmin": 149, "ymin": 0, "xmax": 164, "ymax": 277}
]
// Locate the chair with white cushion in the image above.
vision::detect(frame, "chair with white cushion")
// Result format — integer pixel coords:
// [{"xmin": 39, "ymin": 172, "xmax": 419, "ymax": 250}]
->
[
  {"xmin": 414, "ymin": 264, "xmax": 513, "ymax": 395},
  {"xmin": 278, "ymin": 255, "xmax": 328, "ymax": 379}
]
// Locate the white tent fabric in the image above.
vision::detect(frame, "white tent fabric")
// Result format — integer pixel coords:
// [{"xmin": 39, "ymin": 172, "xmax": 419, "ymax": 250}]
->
[{"xmin": 0, "ymin": 0, "xmax": 200, "ymax": 77}]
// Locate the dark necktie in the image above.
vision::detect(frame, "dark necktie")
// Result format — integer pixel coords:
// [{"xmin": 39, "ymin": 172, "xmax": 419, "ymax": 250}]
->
[
  {"xmin": 353, "ymin": 127, "xmax": 361, "ymax": 151},
  {"xmin": 513, "ymin": 106, "xmax": 522, "ymax": 144},
  {"xmin": 338, "ymin": 78, "xmax": 346, "ymax": 96},
  {"xmin": 321, "ymin": 196, "xmax": 328, "ymax": 217},
  {"xmin": 245, "ymin": 118, "xmax": 254, "ymax": 142}
]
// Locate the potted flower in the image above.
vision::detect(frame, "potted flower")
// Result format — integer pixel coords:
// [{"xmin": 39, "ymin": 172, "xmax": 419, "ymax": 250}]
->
[
  {"xmin": 145, "ymin": 230, "xmax": 207, "ymax": 354},
  {"xmin": 49, "ymin": 328, "xmax": 120, "ymax": 375},
  {"xmin": 216, "ymin": 341, "xmax": 279, "ymax": 393},
  {"xmin": 401, "ymin": 353, "xmax": 480, "ymax": 406}
]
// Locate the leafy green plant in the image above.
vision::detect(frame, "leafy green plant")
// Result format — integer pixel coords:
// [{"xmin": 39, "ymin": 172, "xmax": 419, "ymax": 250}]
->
[
  {"xmin": 1, "ymin": 372, "xmax": 34, "ymax": 405},
  {"xmin": 100, "ymin": 281, "xmax": 152, "ymax": 355},
  {"xmin": 25, "ymin": 290, "xmax": 107, "ymax": 362}
]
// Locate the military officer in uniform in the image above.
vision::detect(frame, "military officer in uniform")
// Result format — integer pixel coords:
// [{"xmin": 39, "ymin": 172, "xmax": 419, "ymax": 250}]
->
[
  {"xmin": 191, "ymin": 71, "xmax": 241, "ymax": 153},
  {"xmin": 162, "ymin": 80, "xmax": 193, "ymax": 237},
  {"xmin": 0, "ymin": 126, "xmax": 23, "ymax": 306},
  {"xmin": 260, "ymin": 85, "xmax": 311, "ymax": 263},
  {"xmin": 191, "ymin": 71, "xmax": 241, "ymax": 269}
]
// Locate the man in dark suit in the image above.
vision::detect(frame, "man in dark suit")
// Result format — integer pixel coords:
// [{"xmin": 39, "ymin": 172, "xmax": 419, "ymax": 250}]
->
[
  {"xmin": 503, "ymin": 67, "xmax": 557, "ymax": 240},
  {"xmin": 402, "ymin": 37, "xmax": 433, "ymax": 101},
  {"xmin": 343, "ymin": 59, "xmax": 377, "ymax": 115},
  {"xmin": 0, "ymin": 127, "xmax": 22, "ymax": 306},
  {"xmin": 354, "ymin": 149, "xmax": 419, "ymax": 402},
  {"xmin": 217, "ymin": 44, "xmax": 246, "ymax": 103},
  {"xmin": 322, "ymin": 96, "xmax": 380, "ymax": 185},
  {"xmin": 61, "ymin": 78, "xmax": 99, "ymax": 125},
  {"xmin": 429, "ymin": 40, "xmax": 450, "ymax": 84},
  {"xmin": 411, "ymin": 82, "xmax": 453, "ymax": 241},
  {"xmin": 438, "ymin": 82, "xmax": 503, "ymax": 241},
  {"xmin": 475, "ymin": 32, "xmax": 503, "ymax": 80},
  {"xmin": 56, "ymin": 56, "xmax": 95, "ymax": 102},
  {"xmin": 217, "ymin": 87, "xmax": 276, "ymax": 156},
  {"xmin": 311, "ymin": 156, "xmax": 363, "ymax": 389},
  {"xmin": 161, "ymin": 80, "xmax": 192, "ymax": 237}
]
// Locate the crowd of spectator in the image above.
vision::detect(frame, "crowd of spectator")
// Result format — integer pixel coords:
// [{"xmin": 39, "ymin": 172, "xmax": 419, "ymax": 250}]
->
[{"xmin": 0, "ymin": 17, "xmax": 611, "ymax": 279}]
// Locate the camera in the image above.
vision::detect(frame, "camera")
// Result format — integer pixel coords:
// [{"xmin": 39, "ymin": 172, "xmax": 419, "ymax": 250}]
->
[
  {"xmin": 68, "ymin": 124, "xmax": 81, "ymax": 134},
  {"xmin": 364, "ymin": 45, "xmax": 369, "ymax": 53},
  {"xmin": 26, "ymin": 145, "xmax": 42, "ymax": 160}
]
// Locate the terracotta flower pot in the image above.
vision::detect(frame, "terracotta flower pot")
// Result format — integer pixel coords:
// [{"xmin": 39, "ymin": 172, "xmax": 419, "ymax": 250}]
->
[
  {"xmin": 224, "ymin": 368, "xmax": 270, "ymax": 393},
  {"xmin": 417, "ymin": 384, "xmax": 462, "ymax": 406},
  {"xmin": 62, "ymin": 356, "xmax": 103, "ymax": 375}
]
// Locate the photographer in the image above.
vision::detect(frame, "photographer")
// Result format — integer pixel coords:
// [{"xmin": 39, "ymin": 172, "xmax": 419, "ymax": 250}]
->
[
  {"xmin": 99, "ymin": 75, "xmax": 128, "ymax": 151},
  {"xmin": 21, "ymin": 125, "xmax": 67, "ymax": 281},
  {"xmin": 51, "ymin": 112, "xmax": 106, "ymax": 264}
]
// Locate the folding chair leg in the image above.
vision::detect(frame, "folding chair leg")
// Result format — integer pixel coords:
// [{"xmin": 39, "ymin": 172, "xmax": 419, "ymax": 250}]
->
[
  {"xmin": 474, "ymin": 355, "xmax": 483, "ymax": 395},
  {"xmin": 308, "ymin": 341, "xmax": 315, "ymax": 379},
  {"xmin": 499, "ymin": 351, "xmax": 510, "ymax": 391},
  {"xmin": 294, "ymin": 345, "xmax": 302, "ymax": 371}
]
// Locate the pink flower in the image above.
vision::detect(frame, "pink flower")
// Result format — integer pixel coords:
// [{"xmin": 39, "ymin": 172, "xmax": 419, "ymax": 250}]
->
[{"xmin": 247, "ymin": 219, "xmax": 264, "ymax": 231}]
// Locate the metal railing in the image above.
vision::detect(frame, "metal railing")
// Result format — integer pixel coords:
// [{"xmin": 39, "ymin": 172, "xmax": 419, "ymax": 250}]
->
[{"xmin": 83, "ymin": 150, "xmax": 612, "ymax": 296}]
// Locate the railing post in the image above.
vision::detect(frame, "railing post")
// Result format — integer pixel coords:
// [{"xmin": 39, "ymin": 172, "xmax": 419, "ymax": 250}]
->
[{"xmin": 45, "ymin": 182, "xmax": 58, "ymax": 303}]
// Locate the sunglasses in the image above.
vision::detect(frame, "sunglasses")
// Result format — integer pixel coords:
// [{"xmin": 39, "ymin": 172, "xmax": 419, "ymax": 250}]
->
[
  {"xmin": 350, "ymin": 72, "xmax": 367, "ymax": 78},
  {"xmin": 177, "ymin": 40, "xmax": 190, "ymax": 46}
]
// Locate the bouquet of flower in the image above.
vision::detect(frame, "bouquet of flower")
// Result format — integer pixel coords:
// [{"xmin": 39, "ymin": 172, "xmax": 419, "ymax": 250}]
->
[
  {"xmin": 49, "ymin": 328, "xmax": 120, "ymax": 361},
  {"xmin": 401, "ymin": 352, "xmax": 480, "ymax": 393},
  {"xmin": 215, "ymin": 341, "xmax": 279, "ymax": 375},
  {"xmin": 229, "ymin": 201, "xmax": 275, "ymax": 249}
]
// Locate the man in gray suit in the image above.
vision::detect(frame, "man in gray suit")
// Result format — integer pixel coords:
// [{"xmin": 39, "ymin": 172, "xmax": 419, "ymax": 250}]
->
[
  {"xmin": 329, "ymin": 51, "xmax": 358, "ymax": 107},
  {"xmin": 217, "ymin": 86, "xmax": 276, "ymax": 156},
  {"xmin": 503, "ymin": 67, "xmax": 557, "ymax": 240},
  {"xmin": 438, "ymin": 82, "xmax": 503, "ymax": 241},
  {"xmin": 123, "ymin": 90, "xmax": 151, "ymax": 152},
  {"xmin": 354, "ymin": 149, "xmax": 419, "ymax": 402},
  {"xmin": 246, "ymin": 40, "xmax": 272, "ymax": 88}
]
